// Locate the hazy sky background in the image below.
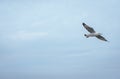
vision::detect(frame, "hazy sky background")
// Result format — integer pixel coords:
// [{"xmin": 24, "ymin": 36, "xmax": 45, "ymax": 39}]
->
[{"xmin": 0, "ymin": 0, "xmax": 120, "ymax": 79}]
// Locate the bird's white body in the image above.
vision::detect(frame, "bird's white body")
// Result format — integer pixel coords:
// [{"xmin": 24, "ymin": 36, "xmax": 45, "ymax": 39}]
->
[
  {"xmin": 85, "ymin": 33, "xmax": 102, "ymax": 38},
  {"xmin": 82, "ymin": 23, "xmax": 108, "ymax": 41}
]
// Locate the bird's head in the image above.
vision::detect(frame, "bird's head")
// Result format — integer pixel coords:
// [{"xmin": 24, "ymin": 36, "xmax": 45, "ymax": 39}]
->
[
  {"xmin": 84, "ymin": 34, "xmax": 87, "ymax": 36},
  {"xmin": 84, "ymin": 34, "xmax": 89, "ymax": 38}
]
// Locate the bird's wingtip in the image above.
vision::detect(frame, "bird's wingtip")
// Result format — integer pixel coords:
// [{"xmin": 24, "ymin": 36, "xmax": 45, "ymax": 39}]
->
[
  {"xmin": 103, "ymin": 39, "xmax": 109, "ymax": 42},
  {"xmin": 82, "ymin": 23, "xmax": 86, "ymax": 26}
]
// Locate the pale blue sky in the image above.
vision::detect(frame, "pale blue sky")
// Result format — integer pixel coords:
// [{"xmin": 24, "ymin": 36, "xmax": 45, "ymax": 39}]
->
[{"xmin": 0, "ymin": 0, "xmax": 120, "ymax": 79}]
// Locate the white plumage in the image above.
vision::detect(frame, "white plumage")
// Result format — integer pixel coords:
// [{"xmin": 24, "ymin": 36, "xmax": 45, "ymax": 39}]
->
[{"xmin": 82, "ymin": 23, "xmax": 108, "ymax": 41}]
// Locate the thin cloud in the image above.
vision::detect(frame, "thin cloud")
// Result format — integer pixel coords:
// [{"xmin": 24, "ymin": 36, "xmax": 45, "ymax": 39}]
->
[{"xmin": 9, "ymin": 31, "xmax": 48, "ymax": 40}]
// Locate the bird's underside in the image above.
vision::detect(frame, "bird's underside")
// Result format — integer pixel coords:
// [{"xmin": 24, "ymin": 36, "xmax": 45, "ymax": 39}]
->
[
  {"xmin": 82, "ymin": 23, "xmax": 108, "ymax": 41},
  {"xmin": 84, "ymin": 33, "xmax": 101, "ymax": 37}
]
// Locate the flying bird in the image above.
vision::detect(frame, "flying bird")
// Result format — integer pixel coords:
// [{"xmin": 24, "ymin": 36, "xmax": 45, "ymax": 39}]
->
[{"xmin": 82, "ymin": 23, "xmax": 108, "ymax": 41}]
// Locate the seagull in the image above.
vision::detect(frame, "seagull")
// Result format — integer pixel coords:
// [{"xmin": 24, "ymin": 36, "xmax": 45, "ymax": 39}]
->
[{"xmin": 82, "ymin": 23, "xmax": 108, "ymax": 41}]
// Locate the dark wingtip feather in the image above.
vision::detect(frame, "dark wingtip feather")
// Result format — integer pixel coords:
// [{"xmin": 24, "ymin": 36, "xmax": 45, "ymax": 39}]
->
[{"xmin": 82, "ymin": 23, "xmax": 86, "ymax": 26}]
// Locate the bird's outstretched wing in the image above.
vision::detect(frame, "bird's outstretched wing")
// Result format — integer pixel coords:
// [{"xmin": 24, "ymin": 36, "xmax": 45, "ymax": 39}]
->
[
  {"xmin": 96, "ymin": 35, "xmax": 108, "ymax": 41},
  {"xmin": 82, "ymin": 23, "xmax": 95, "ymax": 33}
]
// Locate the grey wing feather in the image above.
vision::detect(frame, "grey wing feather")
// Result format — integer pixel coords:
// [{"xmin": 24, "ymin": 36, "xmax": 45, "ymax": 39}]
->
[
  {"xmin": 82, "ymin": 23, "xmax": 95, "ymax": 33},
  {"xmin": 96, "ymin": 35, "xmax": 108, "ymax": 41}
]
